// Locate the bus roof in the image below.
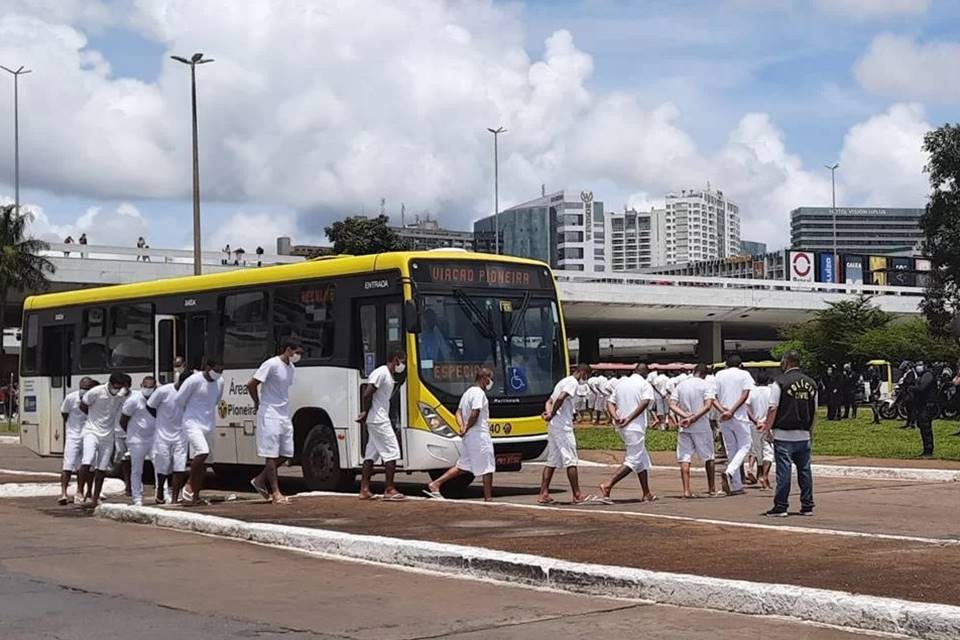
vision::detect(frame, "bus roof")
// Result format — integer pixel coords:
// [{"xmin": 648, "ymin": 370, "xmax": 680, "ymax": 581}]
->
[{"xmin": 24, "ymin": 250, "xmax": 550, "ymax": 311}]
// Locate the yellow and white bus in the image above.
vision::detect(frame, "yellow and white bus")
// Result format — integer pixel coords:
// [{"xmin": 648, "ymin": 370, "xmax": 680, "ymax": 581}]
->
[{"xmin": 18, "ymin": 250, "xmax": 567, "ymax": 491}]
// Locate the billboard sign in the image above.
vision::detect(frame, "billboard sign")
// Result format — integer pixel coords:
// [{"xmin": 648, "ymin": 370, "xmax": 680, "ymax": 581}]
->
[
  {"xmin": 890, "ymin": 257, "xmax": 915, "ymax": 287},
  {"xmin": 844, "ymin": 256, "xmax": 864, "ymax": 285},
  {"xmin": 789, "ymin": 251, "xmax": 814, "ymax": 282},
  {"xmin": 869, "ymin": 256, "xmax": 888, "ymax": 286},
  {"xmin": 817, "ymin": 253, "xmax": 836, "ymax": 283}
]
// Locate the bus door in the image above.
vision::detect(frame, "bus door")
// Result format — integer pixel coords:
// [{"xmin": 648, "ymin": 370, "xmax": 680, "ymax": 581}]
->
[
  {"xmin": 154, "ymin": 315, "xmax": 180, "ymax": 385},
  {"xmin": 40, "ymin": 324, "xmax": 74, "ymax": 454},
  {"xmin": 185, "ymin": 312, "xmax": 208, "ymax": 372},
  {"xmin": 356, "ymin": 298, "xmax": 406, "ymax": 466}
]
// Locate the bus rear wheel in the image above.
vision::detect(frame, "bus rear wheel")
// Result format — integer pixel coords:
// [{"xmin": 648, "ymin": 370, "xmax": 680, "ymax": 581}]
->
[
  {"xmin": 302, "ymin": 424, "xmax": 355, "ymax": 492},
  {"xmin": 428, "ymin": 469, "xmax": 474, "ymax": 498}
]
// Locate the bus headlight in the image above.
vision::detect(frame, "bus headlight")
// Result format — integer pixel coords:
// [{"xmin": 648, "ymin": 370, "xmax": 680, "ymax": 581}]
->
[{"xmin": 418, "ymin": 402, "xmax": 457, "ymax": 438}]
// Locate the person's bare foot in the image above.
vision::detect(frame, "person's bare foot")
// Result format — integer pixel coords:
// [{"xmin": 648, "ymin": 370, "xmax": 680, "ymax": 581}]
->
[
  {"xmin": 358, "ymin": 490, "xmax": 377, "ymax": 500},
  {"xmin": 427, "ymin": 481, "xmax": 440, "ymax": 494},
  {"xmin": 271, "ymin": 494, "xmax": 290, "ymax": 504},
  {"xmin": 643, "ymin": 493, "xmax": 658, "ymax": 502},
  {"xmin": 682, "ymin": 492, "xmax": 694, "ymax": 498},
  {"xmin": 598, "ymin": 482, "xmax": 611, "ymax": 498}
]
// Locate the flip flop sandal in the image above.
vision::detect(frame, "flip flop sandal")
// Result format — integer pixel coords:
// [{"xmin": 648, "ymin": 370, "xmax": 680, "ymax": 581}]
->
[
  {"xmin": 573, "ymin": 495, "xmax": 603, "ymax": 505},
  {"xmin": 271, "ymin": 496, "xmax": 291, "ymax": 505},
  {"xmin": 57, "ymin": 497, "xmax": 69, "ymax": 505},
  {"xmin": 421, "ymin": 490, "xmax": 445, "ymax": 500},
  {"xmin": 642, "ymin": 495, "xmax": 659, "ymax": 502},
  {"xmin": 358, "ymin": 494, "xmax": 382, "ymax": 501},
  {"xmin": 382, "ymin": 494, "xmax": 407, "ymax": 502},
  {"xmin": 250, "ymin": 479, "xmax": 270, "ymax": 500},
  {"xmin": 536, "ymin": 497, "xmax": 556, "ymax": 505},
  {"xmin": 595, "ymin": 496, "xmax": 615, "ymax": 505}
]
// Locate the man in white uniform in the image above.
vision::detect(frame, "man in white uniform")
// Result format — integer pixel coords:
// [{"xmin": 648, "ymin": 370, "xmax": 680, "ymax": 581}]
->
[
  {"xmin": 356, "ymin": 351, "xmax": 406, "ymax": 501},
  {"xmin": 119, "ymin": 376, "xmax": 157, "ymax": 506},
  {"xmin": 599, "ymin": 363, "xmax": 656, "ymax": 502},
  {"xmin": 58, "ymin": 377, "xmax": 96, "ymax": 505},
  {"xmin": 670, "ymin": 364, "xmax": 719, "ymax": 498},
  {"xmin": 248, "ymin": 340, "xmax": 303, "ymax": 504},
  {"xmin": 425, "ymin": 367, "xmax": 495, "ymax": 501},
  {"xmin": 178, "ymin": 357, "xmax": 225, "ymax": 504},
  {"xmin": 149, "ymin": 373, "xmax": 188, "ymax": 504},
  {"xmin": 713, "ymin": 355, "xmax": 755, "ymax": 495},
  {"xmin": 538, "ymin": 364, "xmax": 593, "ymax": 504},
  {"xmin": 78, "ymin": 372, "xmax": 132, "ymax": 507},
  {"xmin": 746, "ymin": 373, "xmax": 774, "ymax": 490}
]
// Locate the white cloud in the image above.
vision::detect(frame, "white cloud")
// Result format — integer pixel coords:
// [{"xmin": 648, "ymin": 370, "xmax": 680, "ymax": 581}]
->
[
  {"xmin": 854, "ymin": 34, "xmax": 960, "ymax": 103},
  {"xmin": 815, "ymin": 0, "xmax": 929, "ymax": 20},
  {"xmin": 206, "ymin": 210, "xmax": 305, "ymax": 256},
  {"xmin": 0, "ymin": 196, "xmax": 150, "ymax": 247}
]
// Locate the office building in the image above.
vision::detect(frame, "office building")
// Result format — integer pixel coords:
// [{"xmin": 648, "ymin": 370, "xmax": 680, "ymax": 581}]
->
[
  {"xmin": 790, "ymin": 207, "xmax": 924, "ymax": 255},
  {"xmin": 739, "ymin": 240, "xmax": 767, "ymax": 257},
  {"xmin": 664, "ymin": 187, "xmax": 741, "ymax": 264},
  {"xmin": 474, "ymin": 189, "xmax": 605, "ymax": 272},
  {"xmin": 391, "ymin": 216, "xmax": 474, "ymax": 251},
  {"xmin": 609, "ymin": 207, "xmax": 666, "ymax": 271}
]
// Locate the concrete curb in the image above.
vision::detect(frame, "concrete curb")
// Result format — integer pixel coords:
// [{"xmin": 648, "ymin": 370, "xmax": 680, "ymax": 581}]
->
[
  {"xmin": 611, "ymin": 463, "xmax": 959, "ymax": 483},
  {"xmin": 0, "ymin": 435, "xmax": 19, "ymax": 445},
  {"xmin": 0, "ymin": 478, "xmax": 125, "ymax": 498},
  {"xmin": 97, "ymin": 504, "xmax": 960, "ymax": 639}
]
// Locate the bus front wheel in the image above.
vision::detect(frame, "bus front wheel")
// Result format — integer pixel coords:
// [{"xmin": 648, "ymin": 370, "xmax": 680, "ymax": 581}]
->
[
  {"xmin": 428, "ymin": 469, "xmax": 474, "ymax": 498},
  {"xmin": 301, "ymin": 424, "xmax": 355, "ymax": 492}
]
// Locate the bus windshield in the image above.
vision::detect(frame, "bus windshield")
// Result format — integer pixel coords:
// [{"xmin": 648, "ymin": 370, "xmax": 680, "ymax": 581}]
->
[{"xmin": 415, "ymin": 291, "xmax": 564, "ymax": 402}]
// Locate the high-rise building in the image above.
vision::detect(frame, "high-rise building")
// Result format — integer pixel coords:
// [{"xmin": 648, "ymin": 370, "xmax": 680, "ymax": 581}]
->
[
  {"xmin": 739, "ymin": 240, "xmax": 767, "ymax": 256},
  {"xmin": 474, "ymin": 189, "xmax": 606, "ymax": 272},
  {"xmin": 391, "ymin": 216, "xmax": 474, "ymax": 251},
  {"xmin": 790, "ymin": 207, "xmax": 924, "ymax": 255},
  {"xmin": 608, "ymin": 207, "xmax": 666, "ymax": 271},
  {"xmin": 664, "ymin": 187, "xmax": 740, "ymax": 264}
]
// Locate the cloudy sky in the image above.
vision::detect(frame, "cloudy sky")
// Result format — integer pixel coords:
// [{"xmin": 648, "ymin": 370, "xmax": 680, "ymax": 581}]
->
[{"xmin": 0, "ymin": 0, "xmax": 955, "ymax": 252}]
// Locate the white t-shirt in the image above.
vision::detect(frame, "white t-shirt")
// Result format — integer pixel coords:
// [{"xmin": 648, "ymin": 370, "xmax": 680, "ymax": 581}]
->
[
  {"xmin": 747, "ymin": 385, "xmax": 772, "ymax": 426},
  {"xmin": 367, "ymin": 365, "xmax": 395, "ymax": 425},
  {"xmin": 458, "ymin": 386, "xmax": 489, "ymax": 435},
  {"xmin": 768, "ymin": 379, "xmax": 813, "ymax": 442},
  {"xmin": 610, "ymin": 373, "xmax": 655, "ymax": 432},
  {"xmin": 254, "ymin": 355, "xmax": 295, "ymax": 420},
  {"xmin": 674, "ymin": 376, "xmax": 717, "ymax": 434},
  {"xmin": 122, "ymin": 390, "xmax": 157, "ymax": 445},
  {"xmin": 148, "ymin": 382, "xmax": 184, "ymax": 442},
  {"xmin": 714, "ymin": 367, "xmax": 755, "ymax": 421},
  {"xmin": 548, "ymin": 375, "xmax": 580, "ymax": 431},
  {"xmin": 654, "ymin": 375, "xmax": 671, "ymax": 397},
  {"xmin": 81, "ymin": 384, "xmax": 128, "ymax": 438},
  {"xmin": 177, "ymin": 372, "xmax": 225, "ymax": 433},
  {"xmin": 60, "ymin": 390, "xmax": 85, "ymax": 438}
]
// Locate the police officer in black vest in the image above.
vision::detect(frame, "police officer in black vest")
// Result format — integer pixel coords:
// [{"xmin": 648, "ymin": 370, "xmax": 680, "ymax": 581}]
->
[
  {"xmin": 760, "ymin": 350, "xmax": 817, "ymax": 517},
  {"xmin": 913, "ymin": 361, "xmax": 937, "ymax": 458}
]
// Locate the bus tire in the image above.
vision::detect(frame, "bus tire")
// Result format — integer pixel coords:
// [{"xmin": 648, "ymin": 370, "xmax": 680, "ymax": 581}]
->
[
  {"xmin": 301, "ymin": 424, "xmax": 354, "ymax": 492},
  {"xmin": 428, "ymin": 469, "xmax": 474, "ymax": 497}
]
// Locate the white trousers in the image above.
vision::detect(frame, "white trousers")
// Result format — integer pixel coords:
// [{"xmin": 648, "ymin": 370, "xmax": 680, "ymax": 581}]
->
[
  {"xmin": 720, "ymin": 418, "xmax": 752, "ymax": 492},
  {"xmin": 128, "ymin": 441, "xmax": 152, "ymax": 501}
]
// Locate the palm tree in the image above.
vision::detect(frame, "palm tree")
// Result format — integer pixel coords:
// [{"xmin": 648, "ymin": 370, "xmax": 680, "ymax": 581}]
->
[{"xmin": 0, "ymin": 204, "xmax": 55, "ymax": 356}]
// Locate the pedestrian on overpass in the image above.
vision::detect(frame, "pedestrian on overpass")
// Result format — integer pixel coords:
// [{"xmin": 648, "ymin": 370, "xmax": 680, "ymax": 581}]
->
[
  {"xmin": 425, "ymin": 367, "xmax": 496, "ymax": 501},
  {"xmin": 119, "ymin": 376, "xmax": 157, "ymax": 507},
  {"xmin": 247, "ymin": 340, "xmax": 304, "ymax": 505},
  {"xmin": 178, "ymin": 358, "xmax": 225, "ymax": 505},
  {"xmin": 761, "ymin": 350, "xmax": 817, "ymax": 517},
  {"xmin": 670, "ymin": 364, "xmax": 719, "ymax": 498},
  {"xmin": 78, "ymin": 372, "xmax": 132, "ymax": 507},
  {"xmin": 356, "ymin": 352, "xmax": 407, "ymax": 501},
  {"xmin": 713, "ymin": 355, "xmax": 755, "ymax": 496},
  {"xmin": 57, "ymin": 377, "xmax": 96, "ymax": 505},
  {"xmin": 539, "ymin": 364, "xmax": 596, "ymax": 504},
  {"xmin": 598, "ymin": 363, "xmax": 656, "ymax": 503}
]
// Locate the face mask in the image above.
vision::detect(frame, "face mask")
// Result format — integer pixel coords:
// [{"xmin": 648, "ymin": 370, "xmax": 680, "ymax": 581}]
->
[
  {"xmin": 108, "ymin": 386, "xmax": 121, "ymax": 396},
  {"xmin": 485, "ymin": 380, "xmax": 494, "ymax": 391},
  {"xmin": 394, "ymin": 363, "xmax": 406, "ymax": 374},
  {"xmin": 208, "ymin": 371, "xmax": 222, "ymax": 381},
  {"xmin": 141, "ymin": 387, "xmax": 155, "ymax": 398},
  {"xmin": 290, "ymin": 353, "xmax": 302, "ymax": 365}
]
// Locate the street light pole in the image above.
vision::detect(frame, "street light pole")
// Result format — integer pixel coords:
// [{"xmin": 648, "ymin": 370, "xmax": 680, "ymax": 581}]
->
[
  {"xmin": 487, "ymin": 126, "xmax": 506, "ymax": 254},
  {"xmin": 1, "ymin": 65, "xmax": 32, "ymax": 215},
  {"xmin": 826, "ymin": 163, "xmax": 839, "ymax": 283},
  {"xmin": 172, "ymin": 53, "xmax": 214, "ymax": 276}
]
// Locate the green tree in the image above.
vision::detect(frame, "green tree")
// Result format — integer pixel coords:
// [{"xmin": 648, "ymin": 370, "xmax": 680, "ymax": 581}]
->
[
  {"xmin": 324, "ymin": 214, "xmax": 409, "ymax": 256},
  {"xmin": 853, "ymin": 317, "xmax": 959, "ymax": 363},
  {"xmin": 0, "ymin": 205, "xmax": 55, "ymax": 355},
  {"xmin": 777, "ymin": 296, "xmax": 890, "ymax": 374},
  {"xmin": 919, "ymin": 124, "xmax": 960, "ymax": 336}
]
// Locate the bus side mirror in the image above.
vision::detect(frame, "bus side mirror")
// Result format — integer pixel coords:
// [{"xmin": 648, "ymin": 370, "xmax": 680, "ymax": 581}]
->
[{"xmin": 404, "ymin": 300, "xmax": 421, "ymax": 334}]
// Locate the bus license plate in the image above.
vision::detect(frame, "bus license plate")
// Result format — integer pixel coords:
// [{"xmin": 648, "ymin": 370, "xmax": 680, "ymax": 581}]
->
[{"xmin": 495, "ymin": 452, "xmax": 522, "ymax": 472}]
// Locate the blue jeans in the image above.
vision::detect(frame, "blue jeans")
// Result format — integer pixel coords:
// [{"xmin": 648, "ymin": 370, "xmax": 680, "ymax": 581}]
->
[{"xmin": 773, "ymin": 439, "xmax": 814, "ymax": 512}]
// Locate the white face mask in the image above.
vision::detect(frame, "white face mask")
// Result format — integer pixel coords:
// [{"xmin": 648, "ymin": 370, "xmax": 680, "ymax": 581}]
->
[
  {"xmin": 484, "ymin": 379, "xmax": 494, "ymax": 392},
  {"xmin": 394, "ymin": 363, "xmax": 406, "ymax": 374},
  {"xmin": 208, "ymin": 371, "xmax": 222, "ymax": 381},
  {"xmin": 108, "ymin": 386, "xmax": 120, "ymax": 396},
  {"xmin": 290, "ymin": 353, "xmax": 302, "ymax": 365},
  {"xmin": 141, "ymin": 387, "xmax": 155, "ymax": 398}
]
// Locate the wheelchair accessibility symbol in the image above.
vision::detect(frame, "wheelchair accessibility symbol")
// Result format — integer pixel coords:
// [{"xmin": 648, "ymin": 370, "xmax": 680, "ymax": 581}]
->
[{"xmin": 508, "ymin": 367, "xmax": 528, "ymax": 392}]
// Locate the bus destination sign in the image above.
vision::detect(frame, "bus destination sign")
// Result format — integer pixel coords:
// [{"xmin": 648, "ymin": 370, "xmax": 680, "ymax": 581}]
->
[{"xmin": 412, "ymin": 261, "xmax": 548, "ymax": 289}]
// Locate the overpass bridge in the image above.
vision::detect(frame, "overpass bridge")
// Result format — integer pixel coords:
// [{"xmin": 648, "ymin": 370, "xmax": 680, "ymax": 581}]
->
[{"xmin": 7, "ymin": 243, "xmax": 924, "ymax": 363}]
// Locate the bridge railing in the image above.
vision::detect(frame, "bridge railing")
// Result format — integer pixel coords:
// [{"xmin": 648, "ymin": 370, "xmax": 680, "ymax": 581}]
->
[
  {"xmin": 554, "ymin": 272, "xmax": 924, "ymax": 297},
  {"xmin": 40, "ymin": 242, "xmax": 304, "ymax": 266}
]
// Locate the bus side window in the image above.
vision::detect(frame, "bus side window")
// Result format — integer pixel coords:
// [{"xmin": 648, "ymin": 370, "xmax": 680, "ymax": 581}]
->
[
  {"xmin": 109, "ymin": 303, "xmax": 153, "ymax": 369},
  {"xmin": 21, "ymin": 313, "xmax": 38, "ymax": 375},
  {"xmin": 274, "ymin": 283, "xmax": 336, "ymax": 361},
  {"xmin": 80, "ymin": 308, "xmax": 108, "ymax": 370},
  {"xmin": 220, "ymin": 292, "xmax": 270, "ymax": 367}
]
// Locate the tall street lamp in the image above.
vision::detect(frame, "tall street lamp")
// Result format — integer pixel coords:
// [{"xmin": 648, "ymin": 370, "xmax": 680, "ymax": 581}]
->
[
  {"xmin": 1, "ymin": 65, "xmax": 31, "ymax": 215},
  {"xmin": 172, "ymin": 53, "xmax": 214, "ymax": 275},
  {"xmin": 825, "ymin": 163, "xmax": 839, "ymax": 283},
  {"xmin": 487, "ymin": 126, "xmax": 506, "ymax": 255}
]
